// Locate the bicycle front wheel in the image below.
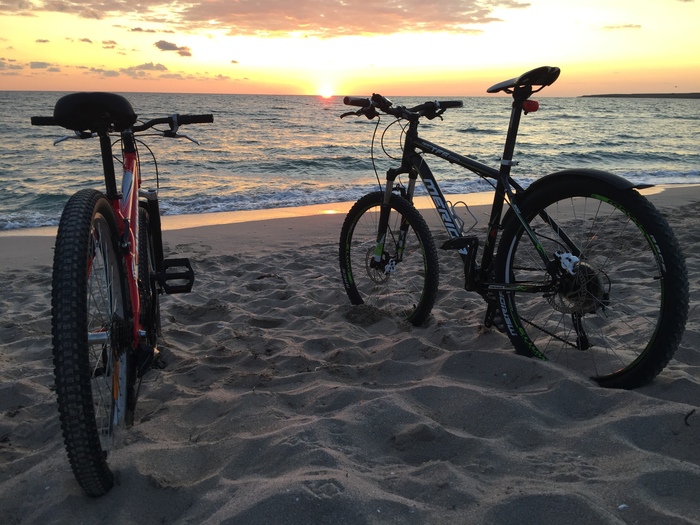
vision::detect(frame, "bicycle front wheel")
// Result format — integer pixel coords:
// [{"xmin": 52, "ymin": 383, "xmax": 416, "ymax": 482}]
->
[
  {"xmin": 496, "ymin": 173, "xmax": 688, "ymax": 389},
  {"xmin": 339, "ymin": 191, "xmax": 439, "ymax": 325},
  {"xmin": 52, "ymin": 189, "xmax": 134, "ymax": 496}
]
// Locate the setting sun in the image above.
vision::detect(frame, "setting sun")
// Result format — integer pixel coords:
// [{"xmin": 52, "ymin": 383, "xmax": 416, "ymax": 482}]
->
[{"xmin": 319, "ymin": 86, "xmax": 334, "ymax": 99}]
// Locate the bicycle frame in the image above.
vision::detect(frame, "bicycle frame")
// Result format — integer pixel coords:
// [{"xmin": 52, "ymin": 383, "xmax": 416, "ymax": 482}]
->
[
  {"xmin": 377, "ymin": 87, "xmax": 570, "ymax": 294},
  {"xmin": 98, "ymin": 131, "xmax": 145, "ymax": 348}
]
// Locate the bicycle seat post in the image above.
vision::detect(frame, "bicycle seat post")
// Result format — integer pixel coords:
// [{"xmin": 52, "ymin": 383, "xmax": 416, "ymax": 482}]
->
[
  {"xmin": 499, "ymin": 85, "xmax": 532, "ymax": 179},
  {"xmin": 98, "ymin": 133, "xmax": 120, "ymax": 200}
]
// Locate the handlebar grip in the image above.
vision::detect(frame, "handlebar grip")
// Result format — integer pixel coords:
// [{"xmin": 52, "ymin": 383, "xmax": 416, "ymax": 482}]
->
[
  {"xmin": 438, "ymin": 101, "xmax": 463, "ymax": 109},
  {"xmin": 177, "ymin": 114, "xmax": 214, "ymax": 125},
  {"xmin": 31, "ymin": 116, "xmax": 57, "ymax": 126},
  {"xmin": 343, "ymin": 96, "xmax": 371, "ymax": 107}
]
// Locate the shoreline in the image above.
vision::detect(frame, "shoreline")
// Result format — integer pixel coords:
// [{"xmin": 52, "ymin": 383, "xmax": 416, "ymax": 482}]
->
[
  {"xmin": 1, "ymin": 184, "xmax": 697, "ymax": 273},
  {"xmin": 0, "ymin": 184, "xmax": 696, "ymax": 240}
]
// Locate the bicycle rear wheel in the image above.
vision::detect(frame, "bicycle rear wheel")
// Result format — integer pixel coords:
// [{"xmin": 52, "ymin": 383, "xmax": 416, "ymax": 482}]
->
[
  {"xmin": 51, "ymin": 189, "xmax": 134, "ymax": 496},
  {"xmin": 496, "ymin": 173, "xmax": 689, "ymax": 388},
  {"xmin": 339, "ymin": 191, "xmax": 439, "ymax": 325}
]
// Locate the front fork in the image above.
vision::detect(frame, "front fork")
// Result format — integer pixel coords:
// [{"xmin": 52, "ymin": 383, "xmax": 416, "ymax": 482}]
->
[
  {"xmin": 371, "ymin": 168, "xmax": 416, "ymax": 274},
  {"xmin": 371, "ymin": 206, "xmax": 411, "ymax": 275}
]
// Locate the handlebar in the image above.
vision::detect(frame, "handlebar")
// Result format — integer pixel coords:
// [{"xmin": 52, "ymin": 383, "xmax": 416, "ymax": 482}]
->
[
  {"xmin": 30, "ymin": 116, "xmax": 57, "ymax": 126},
  {"xmin": 178, "ymin": 114, "xmax": 214, "ymax": 125},
  {"xmin": 31, "ymin": 113, "xmax": 214, "ymax": 132},
  {"xmin": 132, "ymin": 114, "xmax": 213, "ymax": 132},
  {"xmin": 341, "ymin": 94, "xmax": 463, "ymax": 120},
  {"xmin": 343, "ymin": 96, "xmax": 372, "ymax": 108}
]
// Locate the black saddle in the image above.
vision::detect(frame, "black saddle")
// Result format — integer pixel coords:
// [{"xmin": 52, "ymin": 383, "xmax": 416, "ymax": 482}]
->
[
  {"xmin": 487, "ymin": 66, "xmax": 560, "ymax": 94},
  {"xmin": 53, "ymin": 92, "xmax": 137, "ymax": 132}
]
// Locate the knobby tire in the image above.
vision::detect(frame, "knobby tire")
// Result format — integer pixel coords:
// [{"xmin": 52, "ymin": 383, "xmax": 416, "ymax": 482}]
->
[
  {"xmin": 51, "ymin": 188, "xmax": 134, "ymax": 496},
  {"xmin": 496, "ymin": 174, "xmax": 689, "ymax": 389},
  {"xmin": 339, "ymin": 191, "xmax": 439, "ymax": 326}
]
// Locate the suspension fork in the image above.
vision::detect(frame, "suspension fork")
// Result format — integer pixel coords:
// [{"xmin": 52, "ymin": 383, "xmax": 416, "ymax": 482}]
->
[
  {"xmin": 372, "ymin": 171, "xmax": 404, "ymax": 269},
  {"xmin": 372, "ymin": 130, "xmax": 421, "ymax": 269}
]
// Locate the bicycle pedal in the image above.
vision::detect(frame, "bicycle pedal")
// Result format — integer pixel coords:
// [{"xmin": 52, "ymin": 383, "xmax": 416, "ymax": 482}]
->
[
  {"xmin": 440, "ymin": 236, "xmax": 478, "ymax": 251},
  {"xmin": 158, "ymin": 258, "xmax": 195, "ymax": 294}
]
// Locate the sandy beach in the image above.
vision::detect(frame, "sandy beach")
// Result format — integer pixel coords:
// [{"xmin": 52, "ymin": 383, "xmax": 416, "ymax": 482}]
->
[{"xmin": 1, "ymin": 186, "xmax": 698, "ymax": 524}]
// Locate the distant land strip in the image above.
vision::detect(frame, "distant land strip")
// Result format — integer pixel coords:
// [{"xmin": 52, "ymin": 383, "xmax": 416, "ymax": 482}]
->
[{"xmin": 582, "ymin": 93, "xmax": 700, "ymax": 99}]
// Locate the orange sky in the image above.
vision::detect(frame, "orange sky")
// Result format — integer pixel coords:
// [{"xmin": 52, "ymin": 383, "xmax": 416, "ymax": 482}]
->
[{"xmin": 1, "ymin": 0, "xmax": 699, "ymax": 96}]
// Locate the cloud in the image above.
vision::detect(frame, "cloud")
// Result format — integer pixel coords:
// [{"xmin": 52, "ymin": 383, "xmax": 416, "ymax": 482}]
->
[
  {"xmin": 0, "ymin": 58, "xmax": 23, "ymax": 71},
  {"xmin": 180, "ymin": 0, "xmax": 524, "ymax": 35},
  {"xmin": 128, "ymin": 26, "xmax": 175, "ymax": 34},
  {"xmin": 17, "ymin": 0, "xmax": 530, "ymax": 36},
  {"xmin": 602, "ymin": 24, "xmax": 642, "ymax": 30},
  {"xmin": 159, "ymin": 72, "xmax": 186, "ymax": 79},
  {"xmin": 35, "ymin": 39, "xmax": 50, "ymax": 43},
  {"xmin": 130, "ymin": 61, "xmax": 168, "ymax": 71},
  {"xmin": 154, "ymin": 40, "xmax": 192, "ymax": 56},
  {"xmin": 102, "ymin": 40, "xmax": 118, "ymax": 48},
  {"xmin": 30, "ymin": 61, "xmax": 52, "ymax": 68},
  {"xmin": 154, "ymin": 40, "xmax": 180, "ymax": 51},
  {"xmin": 231, "ymin": 59, "xmax": 239, "ymax": 64},
  {"xmin": 88, "ymin": 67, "xmax": 120, "ymax": 77},
  {"xmin": 80, "ymin": 38, "xmax": 93, "ymax": 43}
]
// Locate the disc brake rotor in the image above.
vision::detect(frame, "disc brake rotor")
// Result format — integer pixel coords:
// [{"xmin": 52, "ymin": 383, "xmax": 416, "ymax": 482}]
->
[{"xmin": 548, "ymin": 261, "xmax": 609, "ymax": 315}]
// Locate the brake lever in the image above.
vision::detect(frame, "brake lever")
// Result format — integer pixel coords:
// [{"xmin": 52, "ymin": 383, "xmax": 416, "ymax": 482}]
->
[
  {"xmin": 340, "ymin": 107, "xmax": 379, "ymax": 120},
  {"xmin": 54, "ymin": 130, "xmax": 96, "ymax": 145},
  {"xmin": 177, "ymin": 133, "xmax": 201, "ymax": 145},
  {"xmin": 163, "ymin": 130, "xmax": 201, "ymax": 145},
  {"xmin": 423, "ymin": 109, "xmax": 446, "ymax": 121}
]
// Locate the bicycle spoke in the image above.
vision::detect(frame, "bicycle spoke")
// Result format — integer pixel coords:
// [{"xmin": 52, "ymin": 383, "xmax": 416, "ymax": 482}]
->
[
  {"xmin": 340, "ymin": 192, "xmax": 439, "ymax": 325},
  {"xmin": 498, "ymin": 177, "xmax": 686, "ymax": 388}
]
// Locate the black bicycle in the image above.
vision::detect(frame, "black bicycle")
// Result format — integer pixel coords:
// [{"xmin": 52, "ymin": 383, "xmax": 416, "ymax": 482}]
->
[{"xmin": 338, "ymin": 66, "xmax": 689, "ymax": 389}]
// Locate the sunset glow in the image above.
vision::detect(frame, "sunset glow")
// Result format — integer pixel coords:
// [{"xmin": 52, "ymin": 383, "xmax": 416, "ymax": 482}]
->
[{"xmin": 1, "ymin": 0, "xmax": 699, "ymax": 96}]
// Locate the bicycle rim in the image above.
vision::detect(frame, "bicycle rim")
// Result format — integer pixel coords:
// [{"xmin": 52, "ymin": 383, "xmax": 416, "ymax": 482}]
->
[
  {"xmin": 499, "ymin": 189, "xmax": 683, "ymax": 387},
  {"xmin": 341, "ymin": 193, "xmax": 438, "ymax": 325},
  {"xmin": 87, "ymin": 216, "xmax": 130, "ymax": 449}
]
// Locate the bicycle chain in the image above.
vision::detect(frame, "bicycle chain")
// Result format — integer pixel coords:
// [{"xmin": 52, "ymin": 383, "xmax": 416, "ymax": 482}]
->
[
  {"xmin": 510, "ymin": 264, "xmax": 579, "ymax": 350},
  {"xmin": 520, "ymin": 316, "xmax": 579, "ymax": 350}
]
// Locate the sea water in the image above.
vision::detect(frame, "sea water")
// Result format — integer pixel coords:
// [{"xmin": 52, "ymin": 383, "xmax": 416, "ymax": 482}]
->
[{"xmin": 1, "ymin": 91, "xmax": 698, "ymax": 230}]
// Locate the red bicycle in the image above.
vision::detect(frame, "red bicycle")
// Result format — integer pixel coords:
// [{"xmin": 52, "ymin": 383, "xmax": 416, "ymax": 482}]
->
[{"xmin": 32, "ymin": 93, "xmax": 212, "ymax": 496}]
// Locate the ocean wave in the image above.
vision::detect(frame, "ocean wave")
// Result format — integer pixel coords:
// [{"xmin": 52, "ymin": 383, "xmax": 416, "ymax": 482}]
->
[
  {"xmin": 4, "ymin": 92, "xmax": 700, "ymax": 231},
  {"xmin": 456, "ymin": 127, "xmax": 501, "ymax": 135}
]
